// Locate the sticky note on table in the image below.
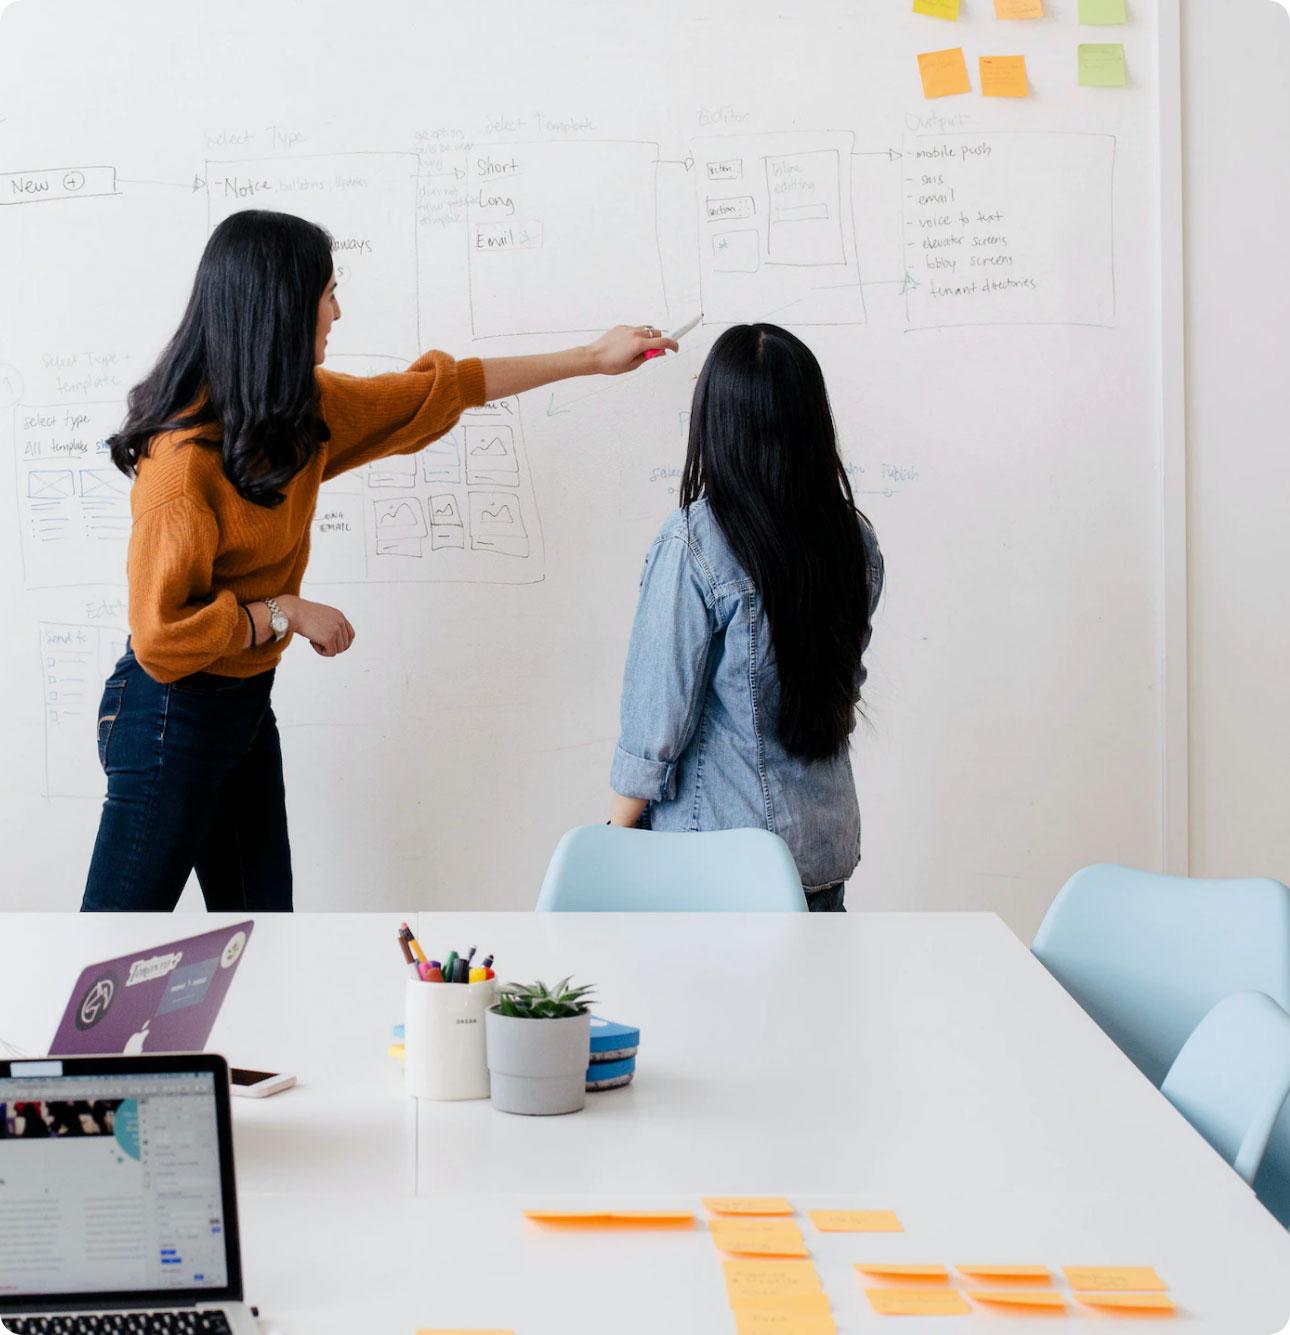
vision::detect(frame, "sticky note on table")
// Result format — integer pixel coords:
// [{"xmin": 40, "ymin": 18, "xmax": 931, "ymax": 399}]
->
[
  {"xmin": 969, "ymin": 1290, "xmax": 1067, "ymax": 1310},
  {"xmin": 994, "ymin": 0, "xmax": 1043, "ymax": 16},
  {"xmin": 864, "ymin": 1289, "xmax": 973, "ymax": 1316},
  {"xmin": 724, "ymin": 1260, "xmax": 823, "ymax": 1301},
  {"xmin": 913, "ymin": 0, "xmax": 960, "ymax": 18},
  {"xmin": 711, "ymin": 1219, "xmax": 810, "ymax": 1256},
  {"xmin": 980, "ymin": 55, "xmax": 1029, "ymax": 96},
  {"xmin": 1064, "ymin": 1266, "xmax": 1166, "ymax": 1292},
  {"xmin": 705, "ymin": 1196, "xmax": 795, "ymax": 1216},
  {"xmin": 1078, "ymin": 43, "xmax": 1127, "ymax": 87},
  {"xmin": 732, "ymin": 1296, "xmax": 833, "ymax": 1316},
  {"xmin": 734, "ymin": 1310, "xmax": 836, "ymax": 1335},
  {"xmin": 855, "ymin": 1263, "xmax": 950, "ymax": 1282},
  {"xmin": 918, "ymin": 48, "xmax": 972, "ymax": 99},
  {"xmin": 1077, "ymin": 1292, "xmax": 1176, "ymax": 1312},
  {"xmin": 523, "ymin": 1209, "xmax": 693, "ymax": 1228},
  {"xmin": 1079, "ymin": 0, "xmax": 1127, "ymax": 22},
  {"xmin": 809, "ymin": 1210, "xmax": 903, "ymax": 1233},
  {"xmin": 417, "ymin": 1330, "xmax": 514, "ymax": 1334},
  {"xmin": 957, "ymin": 1265, "xmax": 1051, "ymax": 1282}
]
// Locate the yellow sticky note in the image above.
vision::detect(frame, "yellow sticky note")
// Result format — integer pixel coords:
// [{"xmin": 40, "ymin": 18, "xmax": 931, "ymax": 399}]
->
[
  {"xmin": 864, "ymin": 1289, "xmax": 973, "ymax": 1316},
  {"xmin": 918, "ymin": 48, "xmax": 972, "ymax": 99},
  {"xmin": 711, "ymin": 1219, "xmax": 810, "ymax": 1257},
  {"xmin": 913, "ymin": 0, "xmax": 960, "ymax": 18},
  {"xmin": 1064, "ymin": 1266, "xmax": 1167, "ymax": 1292},
  {"xmin": 969, "ymin": 1290, "xmax": 1067, "ymax": 1310},
  {"xmin": 980, "ymin": 55, "xmax": 1029, "ymax": 97},
  {"xmin": 855, "ymin": 1263, "xmax": 950, "ymax": 1282},
  {"xmin": 705, "ymin": 1196, "xmax": 795, "ymax": 1216},
  {"xmin": 734, "ymin": 1311, "xmax": 836, "ymax": 1335},
  {"xmin": 809, "ymin": 1210, "xmax": 903, "ymax": 1233},
  {"xmin": 957, "ymin": 1265, "xmax": 1051, "ymax": 1282},
  {"xmin": 1077, "ymin": 1292, "xmax": 1176, "ymax": 1312},
  {"xmin": 724, "ymin": 1260, "xmax": 823, "ymax": 1301},
  {"xmin": 994, "ymin": 0, "xmax": 1044, "ymax": 15}
]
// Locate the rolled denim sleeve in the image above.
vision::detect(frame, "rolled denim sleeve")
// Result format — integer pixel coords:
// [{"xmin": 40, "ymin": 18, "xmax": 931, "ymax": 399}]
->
[{"xmin": 611, "ymin": 532, "xmax": 716, "ymax": 802}]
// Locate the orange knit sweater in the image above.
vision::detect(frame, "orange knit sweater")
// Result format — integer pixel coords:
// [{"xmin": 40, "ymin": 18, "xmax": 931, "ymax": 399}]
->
[{"xmin": 127, "ymin": 351, "xmax": 486, "ymax": 683}]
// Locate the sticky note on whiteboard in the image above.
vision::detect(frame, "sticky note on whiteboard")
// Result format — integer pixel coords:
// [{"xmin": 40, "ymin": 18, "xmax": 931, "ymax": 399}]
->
[
  {"xmin": 918, "ymin": 48, "xmax": 972, "ymax": 98},
  {"xmin": 913, "ymin": 0, "xmax": 960, "ymax": 18},
  {"xmin": 1079, "ymin": 0, "xmax": 1127, "ymax": 22},
  {"xmin": 1078, "ymin": 43, "xmax": 1127, "ymax": 86},
  {"xmin": 980, "ymin": 55, "xmax": 1030, "ymax": 97},
  {"xmin": 994, "ymin": 0, "xmax": 1044, "ymax": 15}
]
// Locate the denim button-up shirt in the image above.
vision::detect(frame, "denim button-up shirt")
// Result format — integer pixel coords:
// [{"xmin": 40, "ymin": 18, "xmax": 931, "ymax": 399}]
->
[{"xmin": 611, "ymin": 498, "xmax": 883, "ymax": 890}]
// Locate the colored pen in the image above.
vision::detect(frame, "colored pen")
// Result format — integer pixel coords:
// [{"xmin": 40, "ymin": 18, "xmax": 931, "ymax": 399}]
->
[
  {"xmin": 398, "ymin": 935, "xmax": 420, "ymax": 980},
  {"xmin": 644, "ymin": 313, "xmax": 702, "ymax": 360},
  {"xmin": 401, "ymin": 922, "xmax": 428, "ymax": 965},
  {"xmin": 442, "ymin": 950, "xmax": 459, "ymax": 984}
]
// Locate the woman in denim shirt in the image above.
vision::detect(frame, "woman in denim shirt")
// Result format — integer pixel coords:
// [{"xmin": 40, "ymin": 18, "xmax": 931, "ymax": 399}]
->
[{"xmin": 609, "ymin": 324, "xmax": 883, "ymax": 910}]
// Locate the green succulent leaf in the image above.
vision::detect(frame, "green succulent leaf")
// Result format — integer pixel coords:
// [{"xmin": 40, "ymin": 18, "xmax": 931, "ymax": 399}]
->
[{"xmin": 493, "ymin": 975, "xmax": 597, "ymax": 1019}]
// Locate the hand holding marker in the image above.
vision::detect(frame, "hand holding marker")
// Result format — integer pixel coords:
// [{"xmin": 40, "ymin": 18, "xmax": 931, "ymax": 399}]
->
[
  {"xmin": 399, "ymin": 924, "xmax": 493, "ymax": 984},
  {"xmin": 643, "ymin": 313, "xmax": 702, "ymax": 361}
]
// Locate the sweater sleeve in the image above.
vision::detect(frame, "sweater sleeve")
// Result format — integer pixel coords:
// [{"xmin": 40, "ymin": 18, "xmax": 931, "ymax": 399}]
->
[
  {"xmin": 319, "ymin": 351, "xmax": 488, "ymax": 480},
  {"xmin": 127, "ymin": 498, "xmax": 244, "ymax": 683}
]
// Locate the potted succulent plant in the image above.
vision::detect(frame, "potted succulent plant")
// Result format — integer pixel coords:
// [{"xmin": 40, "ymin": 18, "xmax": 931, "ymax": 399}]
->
[{"xmin": 485, "ymin": 977, "xmax": 595, "ymax": 1116}]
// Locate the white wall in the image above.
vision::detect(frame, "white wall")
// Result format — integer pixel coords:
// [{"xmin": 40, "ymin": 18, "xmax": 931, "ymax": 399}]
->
[{"xmin": 1184, "ymin": 0, "xmax": 1290, "ymax": 885}]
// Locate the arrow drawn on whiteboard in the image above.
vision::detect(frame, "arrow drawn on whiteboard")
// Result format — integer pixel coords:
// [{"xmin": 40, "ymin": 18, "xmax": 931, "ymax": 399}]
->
[
  {"xmin": 546, "ymin": 393, "xmax": 572, "ymax": 417},
  {"xmin": 656, "ymin": 151, "xmax": 696, "ymax": 171},
  {"xmin": 853, "ymin": 149, "xmax": 903, "ymax": 162}
]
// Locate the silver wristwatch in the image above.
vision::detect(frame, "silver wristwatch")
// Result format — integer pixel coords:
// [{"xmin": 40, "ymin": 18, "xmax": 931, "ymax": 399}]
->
[{"xmin": 264, "ymin": 597, "xmax": 290, "ymax": 643}]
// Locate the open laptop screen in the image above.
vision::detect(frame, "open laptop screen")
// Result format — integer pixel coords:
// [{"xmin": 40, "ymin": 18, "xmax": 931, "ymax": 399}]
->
[{"xmin": 0, "ymin": 1057, "xmax": 241, "ymax": 1311}]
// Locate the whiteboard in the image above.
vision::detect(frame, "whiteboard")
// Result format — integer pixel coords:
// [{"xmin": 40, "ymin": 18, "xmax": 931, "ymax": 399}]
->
[{"xmin": 0, "ymin": 0, "xmax": 1180, "ymax": 933}]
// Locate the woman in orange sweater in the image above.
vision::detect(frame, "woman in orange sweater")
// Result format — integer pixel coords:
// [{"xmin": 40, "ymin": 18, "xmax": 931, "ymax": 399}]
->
[{"xmin": 82, "ymin": 209, "xmax": 676, "ymax": 913}]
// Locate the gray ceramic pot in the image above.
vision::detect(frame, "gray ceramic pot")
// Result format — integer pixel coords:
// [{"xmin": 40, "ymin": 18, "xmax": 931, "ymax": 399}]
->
[{"xmin": 485, "ymin": 1008, "xmax": 590, "ymax": 1115}]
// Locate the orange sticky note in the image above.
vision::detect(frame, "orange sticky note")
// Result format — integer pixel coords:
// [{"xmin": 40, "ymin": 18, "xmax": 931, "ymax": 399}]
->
[
  {"xmin": 809, "ymin": 1210, "xmax": 903, "ymax": 1233},
  {"xmin": 732, "ymin": 1296, "xmax": 833, "ymax": 1315},
  {"xmin": 711, "ymin": 1219, "xmax": 810, "ymax": 1257},
  {"xmin": 994, "ymin": 0, "xmax": 1043, "ymax": 14},
  {"xmin": 705, "ymin": 1196, "xmax": 795, "ymax": 1216},
  {"xmin": 980, "ymin": 55, "xmax": 1029, "ymax": 96},
  {"xmin": 918, "ymin": 48, "xmax": 972, "ymax": 99},
  {"xmin": 864, "ymin": 1288, "xmax": 972, "ymax": 1316},
  {"xmin": 957, "ymin": 1265, "xmax": 1051, "ymax": 1282},
  {"xmin": 523, "ymin": 1209, "xmax": 693, "ymax": 1228},
  {"xmin": 913, "ymin": 0, "xmax": 960, "ymax": 18},
  {"xmin": 1077, "ymin": 1292, "xmax": 1176, "ymax": 1313},
  {"xmin": 417, "ymin": 1330, "xmax": 514, "ymax": 1334},
  {"xmin": 724, "ymin": 1260, "xmax": 823, "ymax": 1301},
  {"xmin": 1064, "ymin": 1267, "xmax": 1167, "ymax": 1292},
  {"xmin": 855, "ymin": 1263, "xmax": 950, "ymax": 1282},
  {"xmin": 734, "ymin": 1311, "xmax": 836, "ymax": 1335},
  {"xmin": 970, "ymin": 1290, "xmax": 1067, "ymax": 1310}
]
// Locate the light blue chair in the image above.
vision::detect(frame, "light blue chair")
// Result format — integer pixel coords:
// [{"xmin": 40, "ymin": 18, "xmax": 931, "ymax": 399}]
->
[
  {"xmin": 1032, "ymin": 864, "xmax": 1290, "ymax": 1224},
  {"xmin": 535, "ymin": 825, "xmax": 808, "ymax": 912},
  {"xmin": 1161, "ymin": 992, "xmax": 1290, "ymax": 1185}
]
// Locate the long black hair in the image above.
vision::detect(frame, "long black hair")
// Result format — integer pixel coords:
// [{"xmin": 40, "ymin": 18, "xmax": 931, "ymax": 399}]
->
[
  {"xmin": 108, "ymin": 209, "xmax": 334, "ymax": 506},
  {"xmin": 680, "ymin": 323, "xmax": 877, "ymax": 762}
]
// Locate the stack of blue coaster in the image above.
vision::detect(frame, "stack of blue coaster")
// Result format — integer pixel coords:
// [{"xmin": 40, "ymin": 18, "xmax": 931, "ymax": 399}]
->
[{"xmin": 586, "ymin": 1016, "xmax": 640, "ymax": 1091}]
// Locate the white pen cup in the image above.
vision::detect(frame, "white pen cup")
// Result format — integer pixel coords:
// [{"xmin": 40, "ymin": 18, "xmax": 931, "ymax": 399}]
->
[{"xmin": 403, "ymin": 977, "xmax": 495, "ymax": 1101}]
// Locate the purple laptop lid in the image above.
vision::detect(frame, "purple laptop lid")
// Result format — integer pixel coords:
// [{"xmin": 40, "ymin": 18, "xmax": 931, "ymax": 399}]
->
[{"xmin": 49, "ymin": 922, "xmax": 254, "ymax": 1056}]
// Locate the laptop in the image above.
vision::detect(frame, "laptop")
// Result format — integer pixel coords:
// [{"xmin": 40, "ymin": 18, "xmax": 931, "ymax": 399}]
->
[
  {"xmin": 0, "ymin": 1052, "xmax": 259, "ymax": 1332},
  {"xmin": 48, "ymin": 923, "xmax": 254, "ymax": 1057}
]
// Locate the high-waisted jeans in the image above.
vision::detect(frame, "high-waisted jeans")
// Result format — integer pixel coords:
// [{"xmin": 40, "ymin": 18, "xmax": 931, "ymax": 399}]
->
[{"xmin": 81, "ymin": 647, "xmax": 293, "ymax": 912}]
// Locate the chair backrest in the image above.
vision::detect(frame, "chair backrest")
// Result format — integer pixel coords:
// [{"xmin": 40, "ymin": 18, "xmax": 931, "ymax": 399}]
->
[
  {"xmin": 1161, "ymin": 992, "xmax": 1290, "ymax": 1184},
  {"xmin": 535, "ymin": 825, "xmax": 808, "ymax": 912},
  {"xmin": 1031, "ymin": 864, "xmax": 1290, "ymax": 1086}
]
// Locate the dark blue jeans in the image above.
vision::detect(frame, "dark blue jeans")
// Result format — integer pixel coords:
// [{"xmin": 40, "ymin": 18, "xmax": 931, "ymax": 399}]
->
[
  {"xmin": 806, "ymin": 882, "xmax": 847, "ymax": 912},
  {"xmin": 82, "ymin": 648, "xmax": 293, "ymax": 912}
]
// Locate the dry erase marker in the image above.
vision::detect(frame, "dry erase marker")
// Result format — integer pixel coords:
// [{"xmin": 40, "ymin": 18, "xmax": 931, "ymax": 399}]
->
[
  {"xmin": 401, "ymin": 922, "xmax": 428, "ymax": 965},
  {"xmin": 643, "ymin": 313, "xmax": 701, "ymax": 360},
  {"xmin": 442, "ymin": 950, "xmax": 459, "ymax": 984}
]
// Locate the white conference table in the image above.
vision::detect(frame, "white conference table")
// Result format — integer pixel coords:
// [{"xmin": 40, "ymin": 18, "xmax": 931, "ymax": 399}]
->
[{"xmin": 2, "ymin": 912, "xmax": 1289, "ymax": 1334}]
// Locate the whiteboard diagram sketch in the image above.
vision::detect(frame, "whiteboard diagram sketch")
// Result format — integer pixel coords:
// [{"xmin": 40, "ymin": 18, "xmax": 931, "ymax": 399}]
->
[
  {"xmin": 466, "ymin": 141, "xmax": 667, "ymax": 337},
  {"xmin": 40, "ymin": 619, "xmax": 127, "ymax": 798},
  {"xmin": 692, "ymin": 131, "xmax": 868, "ymax": 326}
]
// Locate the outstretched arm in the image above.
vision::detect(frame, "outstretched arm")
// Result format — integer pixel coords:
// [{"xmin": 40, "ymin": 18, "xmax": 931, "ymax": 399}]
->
[{"xmin": 481, "ymin": 325, "xmax": 677, "ymax": 400}]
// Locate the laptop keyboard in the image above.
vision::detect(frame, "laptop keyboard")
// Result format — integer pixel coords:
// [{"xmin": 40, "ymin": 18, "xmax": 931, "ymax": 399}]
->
[{"xmin": 1, "ymin": 1315, "xmax": 233, "ymax": 1333}]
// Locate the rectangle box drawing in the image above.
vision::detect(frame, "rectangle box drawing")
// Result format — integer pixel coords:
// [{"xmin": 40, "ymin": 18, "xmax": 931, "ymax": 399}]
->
[
  {"xmin": 1, "ymin": 166, "xmax": 118, "ymax": 206},
  {"xmin": 16, "ymin": 401, "xmax": 130, "ymax": 589},
  {"xmin": 206, "ymin": 152, "xmax": 421, "ymax": 359},
  {"xmin": 467, "ymin": 141, "xmax": 666, "ymax": 338},
  {"xmin": 693, "ymin": 131, "xmax": 867, "ymax": 327},
  {"xmin": 469, "ymin": 491, "xmax": 529, "ymax": 559},
  {"xmin": 903, "ymin": 132, "xmax": 1117, "ymax": 331},
  {"xmin": 40, "ymin": 621, "xmax": 127, "ymax": 798},
  {"xmin": 464, "ymin": 424, "xmax": 519, "ymax": 487}
]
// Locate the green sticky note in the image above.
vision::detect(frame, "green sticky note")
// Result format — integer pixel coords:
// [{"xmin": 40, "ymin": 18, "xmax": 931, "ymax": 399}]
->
[
  {"xmin": 1078, "ymin": 43, "xmax": 1127, "ymax": 87},
  {"xmin": 1079, "ymin": 0, "xmax": 1127, "ymax": 22}
]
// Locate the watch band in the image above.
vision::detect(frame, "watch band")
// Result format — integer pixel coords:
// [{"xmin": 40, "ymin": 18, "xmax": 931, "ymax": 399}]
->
[{"xmin": 264, "ymin": 597, "xmax": 289, "ymax": 643}]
